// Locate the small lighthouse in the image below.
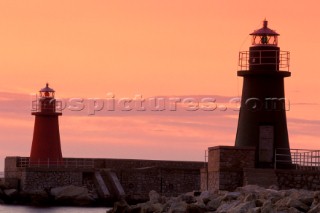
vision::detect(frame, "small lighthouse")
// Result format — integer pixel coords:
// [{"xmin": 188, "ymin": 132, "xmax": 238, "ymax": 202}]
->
[
  {"xmin": 235, "ymin": 20, "xmax": 291, "ymax": 167},
  {"xmin": 30, "ymin": 83, "xmax": 63, "ymax": 165}
]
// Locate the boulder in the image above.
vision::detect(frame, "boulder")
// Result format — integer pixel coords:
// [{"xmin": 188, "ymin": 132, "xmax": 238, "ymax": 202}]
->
[
  {"xmin": 308, "ymin": 203, "xmax": 320, "ymax": 213},
  {"xmin": 50, "ymin": 185, "xmax": 94, "ymax": 206},
  {"xmin": 215, "ymin": 200, "xmax": 241, "ymax": 213},
  {"xmin": 206, "ymin": 197, "xmax": 222, "ymax": 211},
  {"xmin": 4, "ymin": 189, "xmax": 18, "ymax": 198},
  {"xmin": 149, "ymin": 190, "xmax": 160, "ymax": 204},
  {"xmin": 248, "ymin": 207, "xmax": 261, "ymax": 213},
  {"xmin": 186, "ymin": 204, "xmax": 206, "ymax": 213},
  {"xmin": 137, "ymin": 202, "xmax": 164, "ymax": 213},
  {"xmin": 222, "ymin": 192, "xmax": 242, "ymax": 201},
  {"xmin": 199, "ymin": 190, "xmax": 218, "ymax": 204},
  {"xmin": 259, "ymin": 189, "xmax": 283, "ymax": 203},
  {"xmin": 179, "ymin": 193, "xmax": 196, "ymax": 204},
  {"xmin": 21, "ymin": 190, "xmax": 49, "ymax": 206},
  {"xmin": 168, "ymin": 200, "xmax": 188, "ymax": 213},
  {"xmin": 243, "ymin": 193, "xmax": 257, "ymax": 202},
  {"xmin": 108, "ymin": 200, "xmax": 130, "ymax": 213},
  {"xmin": 261, "ymin": 200, "xmax": 275, "ymax": 213},
  {"xmin": 236, "ymin": 185, "xmax": 266, "ymax": 194},
  {"xmin": 228, "ymin": 201, "xmax": 256, "ymax": 213},
  {"xmin": 274, "ymin": 197, "xmax": 309, "ymax": 212}
]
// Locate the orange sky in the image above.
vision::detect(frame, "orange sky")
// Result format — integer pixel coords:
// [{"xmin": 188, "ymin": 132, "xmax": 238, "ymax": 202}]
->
[{"xmin": 1, "ymin": 1, "xmax": 320, "ymax": 170}]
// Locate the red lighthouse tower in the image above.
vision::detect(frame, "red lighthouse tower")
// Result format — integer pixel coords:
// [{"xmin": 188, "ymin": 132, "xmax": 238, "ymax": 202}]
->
[
  {"xmin": 235, "ymin": 20, "xmax": 291, "ymax": 168},
  {"xmin": 30, "ymin": 83, "xmax": 63, "ymax": 165}
]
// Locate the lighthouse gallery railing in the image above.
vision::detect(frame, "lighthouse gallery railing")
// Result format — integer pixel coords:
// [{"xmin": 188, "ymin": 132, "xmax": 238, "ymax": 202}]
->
[{"xmin": 238, "ymin": 50, "xmax": 290, "ymax": 71}]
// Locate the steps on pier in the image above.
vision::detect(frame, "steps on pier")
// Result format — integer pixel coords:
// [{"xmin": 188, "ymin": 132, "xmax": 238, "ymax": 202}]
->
[
  {"xmin": 100, "ymin": 169, "xmax": 126, "ymax": 199},
  {"xmin": 94, "ymin": 171, "xmax": 110, "ymax": 199},
  {"xmin": 243, "ymin": 168, "xmax": 278, "ymax": 188}
]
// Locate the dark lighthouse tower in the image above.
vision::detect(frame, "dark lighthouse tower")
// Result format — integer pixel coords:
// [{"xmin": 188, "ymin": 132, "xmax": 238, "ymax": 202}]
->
[
  {"xmin": 235, "ymin": 20, "xmax": 291, "ymax": 167},
  {"xmin": 30, "ymin": 83, "xmax": 63, "ymax": 165}
]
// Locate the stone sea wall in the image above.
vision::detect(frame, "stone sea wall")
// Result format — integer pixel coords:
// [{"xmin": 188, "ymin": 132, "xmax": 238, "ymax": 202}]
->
[
  {"xmin": 4, "ymin": 156, "xmax": 204, "ymax": 202},
  {"xmin": 120, "ymin": 167, "xmax": 200, "ymax": 200},
  {"xmin": 21, "ymin": 170, "xmax": 83, "ymax": 191},
  {"xmin": 277, "ymin": 170, "xmax": 320, "ymax": 190}
]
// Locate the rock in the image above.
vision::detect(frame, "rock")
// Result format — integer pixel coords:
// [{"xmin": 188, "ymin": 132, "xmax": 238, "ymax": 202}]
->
[
  {"xmin": 215, "ymin": 200, "xmax": 241, "ymax": 213},
  {"xmin": 248, "ymin": 207, "xmax": 261, "ymax": 213},
  {"xmin": 179, "ymin": 193, "xmax": 196, "ymax": 204},
  {"xmin": 244, "ymin": 193, "xmax": 257, "ymax": 202},
  {"xmin": 199, "ymin": 191, "xmax": 217, "ymax": 204},
  {"xmin": 168, "ymin": 201, "xmax": 188, "ymax": 213},
  {"xmin": 228, "ymin": 201, "xmax": 256, "ymax": 213},
  {"xmin": 308, "ymin": 203, "xmax": 320, "ymax": 213},
  {"xmin": 186, "ymin": 204, "xmax": 206, "ymax": 213},
  {"xmin": 311, "ymin": 191, "xmax": 320, "ymax": 208},
  {"xmin": 236, "ymin": 185, "xmax": 266, "ymax": 194},
  {"xmin": 254, "ymin": 199, "xmax": 265, "ymax": 207},
  {"xmin": 193, "ymin": 191, "xmax": 201, "ymax": 197},
  {"xmin": 222, "ymin": 192, "xmax": 242, "ymax": 201},
  {"xmin": 274, "ymin": 197, "xmax": 309, "ymax": 212},
  {"xmin": 23, "ymin": 190, "xmax": 49, "ymax": 206},
  {"xmin": 128, "ymin": 205, "xmax": 142, "ymax": 213},
  {"xmin": 137, "ymin": 202, "xmax": 164, "ymax": 213},
  {"xmin": 261, "ymin": 200, "xmax": 275, "ymax": 213},
  {"xmin": 206, "ymin": 197, "xmax": 222, "ymax": 211},
  {"xmin": 149, "ymin": 190, "xmax": 160, "ymax": 204},
  {"xmin": 285, "ymin": 189, "xmax": 314, "ymax": 206},
  {"xmin": 268, "ymin": 185, "xmax": 279, "ymax": 190},
  {"xmin": 259, "ymin": 189, "xmax": 282, "ymax": 202},
  {"xmin": 50, "ymin": 185, "xmax": 94, "ymax": 206},
  {"xmin": 4, "ymin": 189, "xmax": 18, "ymax": 198},
  {"xmin": 110, "ymin": 200, "xmax": 130, "ymax": 213},
  {"xmin": 288, "ymin": 207, "xmax": 303, "ymax": 213}
]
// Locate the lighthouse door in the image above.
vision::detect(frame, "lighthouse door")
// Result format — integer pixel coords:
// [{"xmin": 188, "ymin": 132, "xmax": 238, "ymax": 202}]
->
[{"xmin": 258, "ymin": 125, "xmax": 274, "ymax": 163}]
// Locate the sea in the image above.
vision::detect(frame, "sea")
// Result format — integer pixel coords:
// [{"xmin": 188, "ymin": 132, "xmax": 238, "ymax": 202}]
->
[{"xmin": 0, "ymin": 205, "xmax": 111, "ymax": 213}]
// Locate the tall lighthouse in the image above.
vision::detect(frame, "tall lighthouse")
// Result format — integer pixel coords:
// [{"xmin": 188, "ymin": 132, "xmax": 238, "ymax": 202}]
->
[
  {"xmin": 235, "ymin": 20, "xmax": 291, "ymax": 168},
  {"xmin": 30, "ymin": 83, "xmax": 63, "ymax": 165}
]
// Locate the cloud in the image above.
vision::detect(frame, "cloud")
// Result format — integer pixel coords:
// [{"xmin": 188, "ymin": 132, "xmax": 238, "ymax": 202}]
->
[{"xmin": 0, "ymin": 91, "xmax": 319, "ymax": 171}]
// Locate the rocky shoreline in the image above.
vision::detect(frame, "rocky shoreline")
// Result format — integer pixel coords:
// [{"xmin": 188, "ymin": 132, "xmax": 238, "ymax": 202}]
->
[
  {"xmin": 3, "ymin": 183, "xmax": 320, "ymax": 212},
  {"xmin": 108, "ymin": 185, "xmax": 320, "ymax": 213},
  {"xmin": 0, "ymin": 184, "xmax": 103, "ymax": 206}
]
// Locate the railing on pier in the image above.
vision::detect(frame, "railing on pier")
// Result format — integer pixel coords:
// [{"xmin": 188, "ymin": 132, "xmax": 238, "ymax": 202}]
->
[
  {"xmin": 17, "ymin": 157, "xmax": 94, "ymax": 169},
  {"xmin": 274, "ymin": 148, "xmax": 320, "ymax": 170}
]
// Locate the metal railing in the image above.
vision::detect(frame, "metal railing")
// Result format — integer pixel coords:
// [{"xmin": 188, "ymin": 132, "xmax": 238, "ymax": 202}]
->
[
  {"xmin": 274, "ymin": 148, "xmax": 320, "ymax": 170},
  {"xmin": 238, "ymin": 50, "xmax": 290, "ymax": 71},
  {"xmin": 17, "ymin": 157, "xmax": 95, "ymax": 168},
  {"xmin": 31, "ymin": 99, "xmax": 63, "ymax": 112}
]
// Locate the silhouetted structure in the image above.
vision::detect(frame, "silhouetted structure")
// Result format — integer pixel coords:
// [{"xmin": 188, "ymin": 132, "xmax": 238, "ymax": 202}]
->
[
  {"xmin": 235, "ymin": 20, "xmax": 291, "ymax": 168},
  {"xmin": 30, "ymin": 83, "xmax": 63, "ymax": 165}
]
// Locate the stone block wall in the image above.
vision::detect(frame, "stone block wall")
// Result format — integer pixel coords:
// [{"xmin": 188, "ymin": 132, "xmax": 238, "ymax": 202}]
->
[
  {"xmin": 21, "ymin": 169, "xmax": 83, "ymax": 191},
  {"xmin": 204, "ymin": 146, "xmax": 255, "ymax": 191},
  {"xmin": 5, "ymin": 156, "xmax": 203, "ymax": 199},
  {"xmin": 276, "ymin": 169, "xmax": 320, "ymax": 190},
  {"xmin": 119, "ymin": 167, "xmax": 200, "ymax": 200}
]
